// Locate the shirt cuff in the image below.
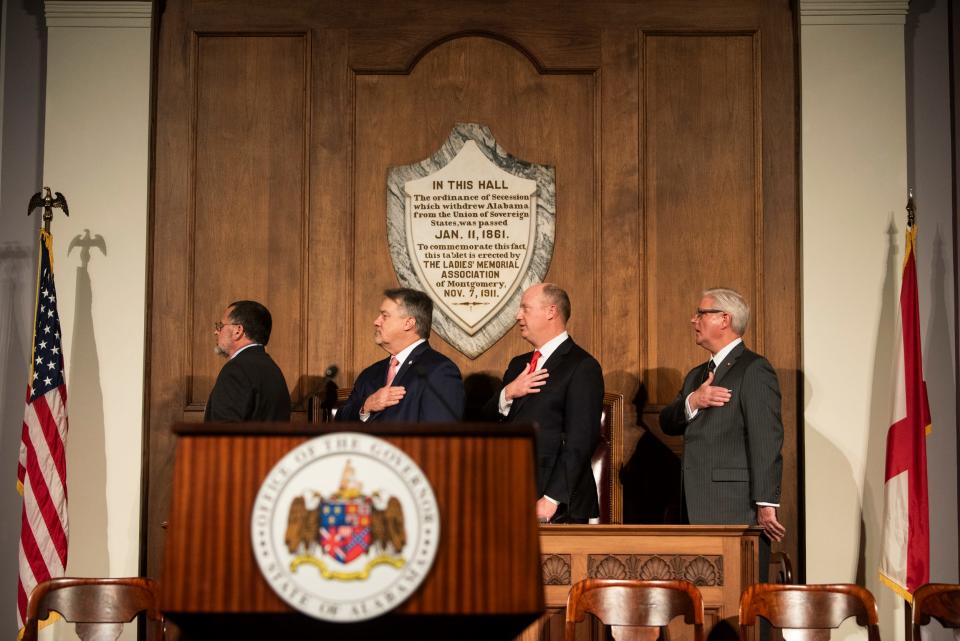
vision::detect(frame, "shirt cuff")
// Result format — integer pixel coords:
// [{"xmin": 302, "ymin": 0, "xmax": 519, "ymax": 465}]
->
[
  {"xmin": 756, "ymin": 502, "xmax": 779, "ymax": 507},
  {"xmin": 542, "ymin": 495, "xmax": 559, "ymax": 505},
  {"xmin": 684, "ymin": 393, "xmax": 698, "ymax": 421},
  {"xmin": 498, "ymin": 389, "xmax": 512, "ymax": 416}
]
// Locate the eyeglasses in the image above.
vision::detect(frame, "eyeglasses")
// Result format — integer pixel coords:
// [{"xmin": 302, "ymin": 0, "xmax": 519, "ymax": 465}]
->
[
  {"xmin": 214, "ymin": 321, "xmax": 241, "ymax": 332},
  {"xmin": 694, "ymin": 308, "xmax": 726, "ymax": 318}
]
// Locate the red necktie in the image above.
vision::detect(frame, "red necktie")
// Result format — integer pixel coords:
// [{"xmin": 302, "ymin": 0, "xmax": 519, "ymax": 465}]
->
[
  {"xmin": 528, "ymin": 350, "xmax": 542, "ymax": 373},
  {"xmin": 385, "ymin": 356, "xmax": 399, "ymax": 386}
]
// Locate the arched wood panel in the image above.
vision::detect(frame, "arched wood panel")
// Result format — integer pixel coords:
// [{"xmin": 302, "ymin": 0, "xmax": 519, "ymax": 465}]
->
[
  {"xmin": 145, "ymin": 0, "xmax": 800, "ymax": 584},
  {"xmin": 352, "ymin": 35, "xmax": 598, "ymax": 374}
]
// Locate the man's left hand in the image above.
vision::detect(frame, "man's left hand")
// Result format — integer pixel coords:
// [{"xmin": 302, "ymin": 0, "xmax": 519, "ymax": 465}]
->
[
  {"xmin": 757, "ymin": 505, "xmax": 786, "ymax": 541},
  {"xmin": 536, "ymin": 496, "xmax": 558, "ymax": 522}
]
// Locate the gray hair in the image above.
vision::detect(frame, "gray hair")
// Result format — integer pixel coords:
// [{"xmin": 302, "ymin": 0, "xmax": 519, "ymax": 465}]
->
[{"xmin": 703, "ymin": 287, "xmax": 750, "ymax": 336}]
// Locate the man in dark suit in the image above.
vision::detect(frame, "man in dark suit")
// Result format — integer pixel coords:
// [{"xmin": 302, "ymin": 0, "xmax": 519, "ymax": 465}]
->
[
  {"xmin": 488, "ymin": 283, "xmax": 604, "ymax": 524},
  {"xmin": 337, "ymin": 288, "xmax": 464, "ymax": 422},
  {"xmin": 660, "ymin": 287, "xmax": 785, "ymax": 542},
  {"xmin": 205, "ymin": 300, "xmax": 290, "ymax": 422}
]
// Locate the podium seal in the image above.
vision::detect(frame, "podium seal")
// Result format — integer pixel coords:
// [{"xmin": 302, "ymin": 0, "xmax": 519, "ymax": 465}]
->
[{"xmin": 251, "ymin": 432, "xmax": 440, "ymax": 622}]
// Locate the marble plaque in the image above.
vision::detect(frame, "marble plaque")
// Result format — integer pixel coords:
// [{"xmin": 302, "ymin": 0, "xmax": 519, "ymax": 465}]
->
[{"xmin": 387, "ymin": 124, "xmax": 555, "ymax": 358}]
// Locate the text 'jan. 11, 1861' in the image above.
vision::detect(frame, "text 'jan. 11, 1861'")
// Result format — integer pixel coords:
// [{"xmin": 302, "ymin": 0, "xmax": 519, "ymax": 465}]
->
[{"xmin": 403, "ymin": 141, "xmax": 537, "ymax": 334}]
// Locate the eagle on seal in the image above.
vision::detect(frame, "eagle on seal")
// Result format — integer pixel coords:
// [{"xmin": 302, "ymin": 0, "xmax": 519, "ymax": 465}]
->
[
  {"xmin": 369, "ymin": 496, "xmax": 406, "ymax": 554},
  {"xmin": 284, "ymin": 494, "xmax": 406, "ymax": 556}
]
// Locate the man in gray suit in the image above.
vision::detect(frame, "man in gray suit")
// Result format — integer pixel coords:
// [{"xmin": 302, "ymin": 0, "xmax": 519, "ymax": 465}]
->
[{"xmin": 660, "ymin": 288, "xmax": 785, "ymax": 543}]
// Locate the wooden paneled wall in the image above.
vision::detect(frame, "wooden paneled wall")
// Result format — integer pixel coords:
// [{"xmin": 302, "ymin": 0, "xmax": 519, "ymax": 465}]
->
[{"xmin": 146, "ymin": 0, "xmax": 799, "ymax": 579}]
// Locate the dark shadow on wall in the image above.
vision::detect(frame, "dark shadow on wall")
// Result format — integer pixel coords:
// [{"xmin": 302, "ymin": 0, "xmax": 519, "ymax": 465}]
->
[
  {"xmin": 858, "ymin": 219, "xmax": 899, "ymax": 625},
  {"xmin": 905, "ymin": 0, "xmax": 937, "ymax": 190},
  {"xmin": 463, "ymin": 372, "xmax": 501, "ymax": 421},
  {"xmin": 0, "ymin": 244, "xmax": 33, "ymax": 459},
  {"xmin": 0, "ymin": 242, "xmax": 34, "ymax": 627},
  {"xmin": 922, "ymin": 225, "xmax": 957, "ymax": 582},
  {"xmin": 66, "ymin": 230, "xmax": 110, "ymax": 575},
  {"xmin": 620, "ymin": 380, "xmax": 682, "ymax": 524}
]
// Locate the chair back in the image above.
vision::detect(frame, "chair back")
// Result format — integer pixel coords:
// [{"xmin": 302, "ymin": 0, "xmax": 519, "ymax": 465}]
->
[
  {"xmin": 769, "ymin": 551, "xmax": 794, "ymax": 584},
  {"xmin": 22, "ymin": 577, "xmax": 164, "ymax": 641},
  {"xmin": 739, "ymin": 584, "xmax": 879, "ymax": 641},
  {"xmin": 592, "ymin": 392, "xmax": 624, "ymax": 523},
  {"xmin": 912, "ymin": 583, "xmax": 960, "ymax": 638},
  {"xmin": 564, "ymin": 578, "xmax": 704, "ymax": 641}
]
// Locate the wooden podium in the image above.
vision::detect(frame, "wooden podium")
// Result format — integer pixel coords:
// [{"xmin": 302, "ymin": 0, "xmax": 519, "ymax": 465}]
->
[{"xmin": 160, "ymin": 422, "xmax": 545, "ymax": 640}]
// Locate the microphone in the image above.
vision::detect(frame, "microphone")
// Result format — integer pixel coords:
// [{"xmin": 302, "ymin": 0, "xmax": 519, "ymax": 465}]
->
[
  {"xmin": 312, "ymin": 364, "xmax": 339, "ymax": 422},
  {"xmin": 414, "ymin": 364, "xmax": 461, "ymax": 421}
]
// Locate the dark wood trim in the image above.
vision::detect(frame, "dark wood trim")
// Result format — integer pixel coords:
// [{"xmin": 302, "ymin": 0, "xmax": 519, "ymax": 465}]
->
[
  {"xmin": 950, "ymin": 0, "xmax": 960, "ymax": 576},
  {"xmin": 137, "ymin": 0, "xmax": 163, "ymax": 585},
  {"xmin": 172, "ymin": 420, "xmax": 536, "ymax": 437}
]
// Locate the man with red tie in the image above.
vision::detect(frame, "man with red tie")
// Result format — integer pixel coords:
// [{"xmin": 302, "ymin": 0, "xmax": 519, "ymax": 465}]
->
[
  {"xmin": 487, "ymin": 283, "xmax": 604, "ymax": 523},
  {"xmin": 336, "ymin": 288, "xmax": 464, "ymax": 423}
]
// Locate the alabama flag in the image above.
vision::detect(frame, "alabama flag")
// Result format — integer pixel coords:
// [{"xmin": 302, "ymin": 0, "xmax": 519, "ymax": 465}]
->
[{"xmin": 879, "ymin": 223, "xmax": 931, "ymax": 601}]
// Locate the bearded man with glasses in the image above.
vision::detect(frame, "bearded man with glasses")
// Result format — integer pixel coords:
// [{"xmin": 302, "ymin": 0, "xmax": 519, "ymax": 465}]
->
[{"xmin": 206, "ymin": 300, "xmax": 290, "ymax": 422}]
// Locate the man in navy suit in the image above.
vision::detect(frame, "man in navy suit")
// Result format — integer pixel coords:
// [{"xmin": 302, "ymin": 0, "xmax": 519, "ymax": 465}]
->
[
  {"xmin": 487, "ymin": 283, "xmax": 604, "ymax": 523},
  {"xmin": 205, "ymin": 300, "xmax": 290, "ymax": 422},
  {"xmin": 337, "ymin": 288, "xmax": 464, "ymax": 423},
  {"xmin": 660, "ymin": 288, "xmax": 786, "ymax": 543}
]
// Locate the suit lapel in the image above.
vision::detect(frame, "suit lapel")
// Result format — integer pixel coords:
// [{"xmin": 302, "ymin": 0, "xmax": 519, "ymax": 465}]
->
[
  {"xmin": 711, "ymin": 342, "xmax": 745, "ymax": 387},
  {"xmin": 510, "ymin": 338, "xmax": 573, "ymax": 416},
  {"xmin": 390, "ymin": 341, "xmax": 429, "ymax": 387},
  {"xmin": 506, "ymin": 350, "xmax": 534, "ymax": 418}
]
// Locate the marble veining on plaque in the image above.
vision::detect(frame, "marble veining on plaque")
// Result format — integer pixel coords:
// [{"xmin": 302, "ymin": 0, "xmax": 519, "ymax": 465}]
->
[
  {"xmin": 387, "ymin": 123, "xmax": 556, "ymax": 358},
  {"xmin": 586, "ymin": 554, "xmax": 724, "ymax": 586}
]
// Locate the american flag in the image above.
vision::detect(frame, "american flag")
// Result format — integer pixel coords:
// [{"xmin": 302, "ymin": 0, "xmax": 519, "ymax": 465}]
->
[{"xmin": 16, "ymin": 230, "xmax": 69, "ymax": 632}]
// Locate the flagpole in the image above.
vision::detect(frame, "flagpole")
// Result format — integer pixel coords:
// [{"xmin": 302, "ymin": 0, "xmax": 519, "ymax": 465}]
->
[
  {"xmin": 906, "ymin": 188, "xmax": 915, "ymax": 228},
  {"xmin": 903, "ymin": 189, "xmax": 916, "ymax": 641}
]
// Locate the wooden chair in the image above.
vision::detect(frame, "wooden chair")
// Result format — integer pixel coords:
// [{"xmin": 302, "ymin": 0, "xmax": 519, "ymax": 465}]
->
[
  {"xmin": 564, "ymin": 578, "xmax": 704, "ymax": 641},
  {"xmin": 912, "ymin": 583, "xmax": 960, "ymax": 638},
  {"xmin": 592, "ymin": 392, "xmax": 624, "ymax": 523},
  {"xmin": 21, "ymin": 577, "xmax": 164, "ymax": 641},
  {"xmin": 738, "ymin": 584, "xmax": 880, "ymax": 641},
  {"xmin": 769, "ymin": 551, "xmax": 794, "ymax": 584}
]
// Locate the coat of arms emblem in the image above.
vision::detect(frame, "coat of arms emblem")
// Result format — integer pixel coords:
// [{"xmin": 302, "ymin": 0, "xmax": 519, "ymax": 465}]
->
[
  {"xmin": 284, "ymin": 460, "xmax": 407, "ymax": 579},
  {"xmin": 251, "ymin": 433, "xmax": 439, "ymax": 622}
]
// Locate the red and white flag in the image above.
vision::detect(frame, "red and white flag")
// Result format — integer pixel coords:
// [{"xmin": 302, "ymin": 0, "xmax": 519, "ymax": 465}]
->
[
  {"xmin": 16, "ymin": 229, "xmax": 69, "ymax": 633},
  {"xmin": 879, "ymin": 223, "xmax": 930, "ymax": 601}
]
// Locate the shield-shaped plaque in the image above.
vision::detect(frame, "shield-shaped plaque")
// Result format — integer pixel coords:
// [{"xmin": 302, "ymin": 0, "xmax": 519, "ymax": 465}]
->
[{"xmin": 387, "ymin": 123, "xmax": 555, "ymax": 358}]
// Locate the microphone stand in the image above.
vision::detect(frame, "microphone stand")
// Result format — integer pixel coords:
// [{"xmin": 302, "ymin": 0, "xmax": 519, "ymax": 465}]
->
[{"xmin": 308, "ymin": 365, "xmax": 339, "ymax": 423}]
